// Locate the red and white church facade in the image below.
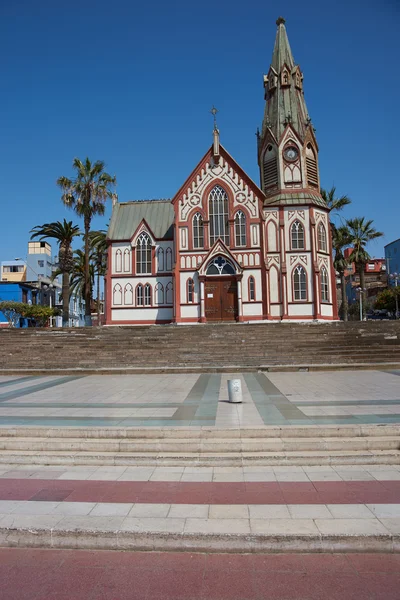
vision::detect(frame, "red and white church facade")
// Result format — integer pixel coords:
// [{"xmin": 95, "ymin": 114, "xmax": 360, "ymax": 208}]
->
[{"xmin": 105, "ymin": 17, "xmax": 338, "ymax": 325}]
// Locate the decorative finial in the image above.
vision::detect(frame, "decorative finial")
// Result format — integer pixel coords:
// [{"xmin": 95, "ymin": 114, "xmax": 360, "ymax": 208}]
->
[
  {"xmin": 210, "ymin": 105, "xmax": 219, "ymax": 131},
  {"xmin": 276, "ymin": 16, "xmax": 286, "ymax": 26}
]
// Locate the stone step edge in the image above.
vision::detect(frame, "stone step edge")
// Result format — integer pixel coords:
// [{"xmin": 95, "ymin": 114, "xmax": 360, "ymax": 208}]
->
[
  {"xmin": 0, "ymin": 362, "xmax": 400, "ymax": 375},
  {"xmin": 0, "ymin": 438, "xmax": 398, "ymax": 452},
  {"xmin": 0, "ymin": 449, "xmax": 399, "ymax": 467},
  {"xmin": 0, "ymin": 425, "xmax": 399, "ymax": 439},
  {"xmin": 0, "ymin": 526, "xmax": 398, "ymax": 554}
]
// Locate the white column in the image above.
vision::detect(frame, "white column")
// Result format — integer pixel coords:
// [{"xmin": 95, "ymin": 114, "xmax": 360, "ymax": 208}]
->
[
  {"xmin": 237, "ymin": 279, "xmax": 242, "ymax": 318},
  {"xmin": 200, "ymin": 281, "xmax": 205, "ymax": 319}
]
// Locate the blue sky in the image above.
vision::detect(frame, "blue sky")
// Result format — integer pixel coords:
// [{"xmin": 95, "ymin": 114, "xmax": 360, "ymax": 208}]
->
[{"xmin": 0, "ymin": 0, "xmax": 399, "ymax": 263}]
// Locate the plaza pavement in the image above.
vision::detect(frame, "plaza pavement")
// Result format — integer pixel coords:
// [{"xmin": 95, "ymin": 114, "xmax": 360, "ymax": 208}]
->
[{"xmin": 0, "ymin": 371, "xmax": 399, "ymax": 554}]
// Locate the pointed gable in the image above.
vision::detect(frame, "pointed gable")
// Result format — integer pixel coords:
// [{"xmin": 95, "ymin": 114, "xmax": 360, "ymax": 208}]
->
[{"xmin": 172, "ymin": 144, "xmax": 265, "ymax": 223}]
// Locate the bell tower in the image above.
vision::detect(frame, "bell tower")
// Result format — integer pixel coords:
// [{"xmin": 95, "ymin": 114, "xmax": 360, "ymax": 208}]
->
[{"xmin": 258, "ymin": 17, "xmax": 322, "ymax": 205}]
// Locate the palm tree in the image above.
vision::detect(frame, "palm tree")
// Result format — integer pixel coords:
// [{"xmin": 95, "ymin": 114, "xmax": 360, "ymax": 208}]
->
[
  {"xmin": 88, "ymin": 230, "xmax": 107, "ymax": 325},
  {"xmin": 57, "ymin": 158, "xmax": 116, "ymax": 326},
  {"xmin": 332, "ymin": 226, "xmax": 351, "ymax": 321},
  {"xmin": 69, "ymin": 249, "xmax": 95, "ymax": 306},
  {"xmin": 30, "ymin": 220, "xmax": 81, "ymax": 327},
  {"xmin": 346, "ymin": 217, "xmax": 384, "ymax": 319},
  {"xmin": 321, "ymin": 186, "xmax": 351, "ymax": 217}
]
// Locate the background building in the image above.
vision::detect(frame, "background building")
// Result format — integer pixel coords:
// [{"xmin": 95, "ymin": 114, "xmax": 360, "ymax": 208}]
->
[{"xmin": 385, "ymin": 239, "xmax": 400, "ymax": 285}]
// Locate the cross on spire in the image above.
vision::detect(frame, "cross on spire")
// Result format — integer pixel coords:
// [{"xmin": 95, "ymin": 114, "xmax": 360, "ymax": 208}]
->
[{"xmin": 210, "ymin": 105, "xmax": 219, "ymax": 131}]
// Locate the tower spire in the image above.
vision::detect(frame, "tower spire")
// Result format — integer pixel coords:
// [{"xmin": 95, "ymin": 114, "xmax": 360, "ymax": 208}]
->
[{"xmin": 262, "ymin": 17, "xmax": 309, "ymax": 142}]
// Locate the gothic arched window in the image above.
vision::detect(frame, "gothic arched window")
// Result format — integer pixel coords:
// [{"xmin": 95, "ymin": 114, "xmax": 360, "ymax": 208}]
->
[
  {"xmin": 293, "ymin": 266, "xmax": 307, "ymax": 301},
  {"xmin": 136, "ymin": 284, "xmax": 144, "ymax": 306},
  {"xmin": 124, "ymin": 283, "xmax": 133, "ymax": 305},
  {"xmin": 136, "ymin": 233, "xmax": 152, "ymax": 274},
  {"xmin": 206, "ymin": 256, "xmax": 235, "ymax": 275},
  {"xmin": 157, "ymin": 247, "xmax": 164, "ymax": 271},
  {"xmin": 249, "ymin": 276, "xmax": 255, "ymax": 301},
  {"xmin": 115, "ymin": 249, "xmax": 122, "ymax": 273},
  {"xmin": 193, "ymin": 213, "xmax": 204, "ymax": 249},
  {"xmin": 144, "ymin": 283, "xmax": 152, "ymax": 306},
  {"xmin": 209, "ymin": 185, "xmax": 229, "ymax": 245},
  {"xmin": 234, "ymin": 211, "xmax": 246, "ymax": 247},
  {"xmin": 187, "ymin": 278, "xmax": 194, "ymax": 303},
  {"xmin": 166, "ymin": 247, "xmax": 173, "ymax": 271},
  {"xmin": 291, "ymin": 220, "xmax": 305, "ymax": 250},
  {"xmin": 155, "ymin": 282, "xmax": 164, "ymax": 305},
  {"xmin": 318, "ymin": 223, "xmax": 327, "ymax": 252},
  {"xmin": 263, "ymin": 145, "xmax": 278, "ymax": 190},
  {"xmin": 123, "ymin": 248, "xmax": 131, "ymax": 272},
  {"xmin": 113, "ymin": 284, "xmax": 122, "ymax": 305},
  {"xmin": 321, "ymin": 267, "xmax": 329, "ymax": 302},
  {"xmin": 166, "ymin": 282, "xmax": 173, "ymax": 305}
]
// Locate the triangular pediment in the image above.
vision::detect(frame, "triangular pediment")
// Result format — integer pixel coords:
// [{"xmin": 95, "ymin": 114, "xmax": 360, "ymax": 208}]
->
[
  {"xmin": 172, "ymin": 144, "xmax": 265, "ymax": 223},
  {"xmin": 197, "ymin": 240, "xmax": 242, "ymax": 276},
  {"xmin": 130, "ymin": 219, "xmax": 155, "ymax": 245}
]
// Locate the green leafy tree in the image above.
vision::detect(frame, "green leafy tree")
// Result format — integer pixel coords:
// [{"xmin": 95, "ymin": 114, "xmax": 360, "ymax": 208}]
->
[
  {"xmin": 57, "ymin": 158, "xmax": 116, "ymax": 325},
  {"xmin": 0, "ymin": 301, "xmax": 25, "ymax": 327},
  {"xmin": 0, "ymin": 302, "xmax": 58, "ymax": 328},
  {"xmin": 30, "ymin": 220, "xmax": 81, "ymax": 327},
  {"xmin": 88, "ymin": 230, "xmax": 107, "ymax": 325},
  {"xmin": 346, "ymin": 217, "xmax": 384, "ymax": 319},
  {"xmin": 332, "ymin": 226, "xmax": 351, "ymax": 321},
  {"xmin": 374, "ymin": 287, "xmax": 400, "ymax": 313}
]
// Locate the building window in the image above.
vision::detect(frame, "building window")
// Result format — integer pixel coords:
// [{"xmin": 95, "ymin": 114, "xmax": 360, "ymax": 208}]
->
[
  {"xmin": 209, "ymin": 185, "xmax": 229, "ymax": 246},
  {"xmin": 113, "ymin": 284, "xmax": 122, "ymax": 305},
  {"xmin": 318, "ymin": 223, "xmax": 327, "ymax": 252},
  {"xmin": 136, "ymin": 233, "xmax": 152, "ymax": 274},
  {"xmin": 136, "ymin": 284, "xmax": 144, "ymax": 306},
  {"xmin": 37, "ymin": 260, "xmax": 44, "ymax": 268},
  {"xmin": 124, "ymin": 283, "xmax": 133, "ymax": 305},
  {"xmin": 187, "ymin": 278, "xmax": 194, "ymax": 303},
  {"xmin": 115, "ymin": 249, "xmax": 122, "ymax": 273},
  {"xmin": 166, "ymin": 247, "xmax": 173, "ymax": 271},
  {"xmin": 234, "ymin": 211, "xmax": 246, "ymax": 247},
  {"xmin": 293, "ymin": 266, "xmax": 307, "ymax": 301},
  {"xmin": 206, "ymin": 256, "xmax": 235, "ymax": 275},
  {"xmin": 321, "ymin": 267, "xmax": 329, "ymax": 302},
  {"xmin": 123, "ymin": 249, "xmax": 131, "ymax": 272},
  {"xmin": 193, "ymin": 213, "xmax": 204, "ymax": 249},
  {"xmin": 291, "ymin": 220, "xmax": 305, "ymax": 250},
  {"xmin": 157, "ymin": 247, "xmax": 164, "ymax": 271},
  {"xmin": 166, "ymin": 282, "xmax": 173, "ymax": 304},
  {"xmin": 144, "ymin": 283, "xmax": 152, "ymax": 306},
  {"xmin": 249, "ymin": 276, "xmax": 255, "ymax": 301},
  {"xmin": 155, "ymin": 282, "xmax": 164, "ymax": 304}
]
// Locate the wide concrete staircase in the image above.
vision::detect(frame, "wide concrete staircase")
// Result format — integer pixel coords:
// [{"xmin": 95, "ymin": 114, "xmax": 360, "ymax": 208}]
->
[
  {"xmin": 0, "ymin": 425, "xmax": 399, "ymax": 467},
  {"xmin": 0, "ymin": 321, "xmax": 400, "ymax": 373}
]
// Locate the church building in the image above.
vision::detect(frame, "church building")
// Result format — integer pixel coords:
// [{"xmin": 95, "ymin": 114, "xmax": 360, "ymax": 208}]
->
[{"xmin": 105, "ymin": 18, "xmax": 338, "ymax": 325}]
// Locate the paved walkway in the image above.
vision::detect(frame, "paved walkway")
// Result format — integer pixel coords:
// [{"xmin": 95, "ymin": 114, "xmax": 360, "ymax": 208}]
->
[
  {"xmin": 1, "ymin": 548, "xmax": 399, "ymax": 600},
  {"xmin": 0, "ymin": 370, "xmax": 399, "ymax": 427},
  {"xmin": 0, "ymin": 464, "xmax": 399, "ymax": 553}
]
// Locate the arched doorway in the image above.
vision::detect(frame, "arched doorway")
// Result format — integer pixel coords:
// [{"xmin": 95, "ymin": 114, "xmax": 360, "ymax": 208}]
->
[{"xmin": 204, "ymin": 256, "xmax": 238, "ymax": 321}]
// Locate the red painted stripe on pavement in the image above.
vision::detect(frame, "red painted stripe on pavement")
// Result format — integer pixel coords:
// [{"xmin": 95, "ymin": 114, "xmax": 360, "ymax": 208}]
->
[
  {"xmin": 0, "ymin": 479, "xmax": 399, "ymax": 505},
  {"xmin": 1, "ymin": 548, "xmax": 400, "ymax": 600}
]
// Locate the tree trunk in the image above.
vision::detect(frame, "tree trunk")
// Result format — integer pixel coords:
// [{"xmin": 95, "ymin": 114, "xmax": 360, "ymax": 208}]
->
[
  {"xmin": 358, "ymin": 263, "xmax": 366, "ymax": 320},
  {"xmin": 84, "ymin": 217, "xmax": 92, "ymax": 326},
  {"xmin": 97, "ymin": 270, "xmax": 101, "ymax": 326},
  {"xmin": 340, "ymin": 271, "xmax": 348, "ymax": 321},
  {"xmin": 62, "ymin": 271, "xmax": 70, "ymax": 327}
]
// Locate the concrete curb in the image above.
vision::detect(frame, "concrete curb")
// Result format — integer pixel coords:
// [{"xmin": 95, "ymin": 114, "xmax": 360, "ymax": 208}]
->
[
  {"xmin": 0, "ymin": 526, "xmax": 399, "ymax": 554},
  {"xmin": 0, "ymin": 363, "xmax": 399, "ymax": 375}
]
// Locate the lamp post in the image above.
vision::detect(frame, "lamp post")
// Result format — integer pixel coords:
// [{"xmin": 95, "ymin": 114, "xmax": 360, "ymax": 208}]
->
[
  {"xmin": 43, "ymin": 284, "xmax": 54, "ymax": 327},
  {"xmin": 356, "ymin": 287, "xmax": 366, "ymax": 321},
  {"xmin": 389, "ymin": 273, "xmax": 399, "ymax": 319}
]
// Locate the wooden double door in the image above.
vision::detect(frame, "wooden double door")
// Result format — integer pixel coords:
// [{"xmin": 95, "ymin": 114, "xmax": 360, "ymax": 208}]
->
[{"xmin": 204, "ymin": 277, "xmax": 238, "ymax": 322}]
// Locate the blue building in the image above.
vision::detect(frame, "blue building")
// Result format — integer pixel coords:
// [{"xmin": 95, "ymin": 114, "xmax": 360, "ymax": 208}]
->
[
  {"xmin": 0, "ymin": 282, "xmax": 39, "ymax": 327},
  {"xmin": 385, "ymin": 239, "xmax": 400, "ymax": 285},
  {"xmin": 26, "ymin": 241, "xmax": 53, "ymax": 281}
]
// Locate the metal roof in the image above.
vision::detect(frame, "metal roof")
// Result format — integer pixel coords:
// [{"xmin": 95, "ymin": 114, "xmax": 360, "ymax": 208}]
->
[
  {"xmin": 107, "ymin": 200, "xmax": 174, "ymax": 241},
  {"xmin": 265, "ymin": 192, "xmax": 327, "ymax": 208}
]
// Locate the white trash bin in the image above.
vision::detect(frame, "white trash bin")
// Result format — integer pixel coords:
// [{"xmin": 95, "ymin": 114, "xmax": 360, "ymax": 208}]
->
[{"xmin": 227, "ymin": 379, "xmax": 242, "ymax": 403}]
